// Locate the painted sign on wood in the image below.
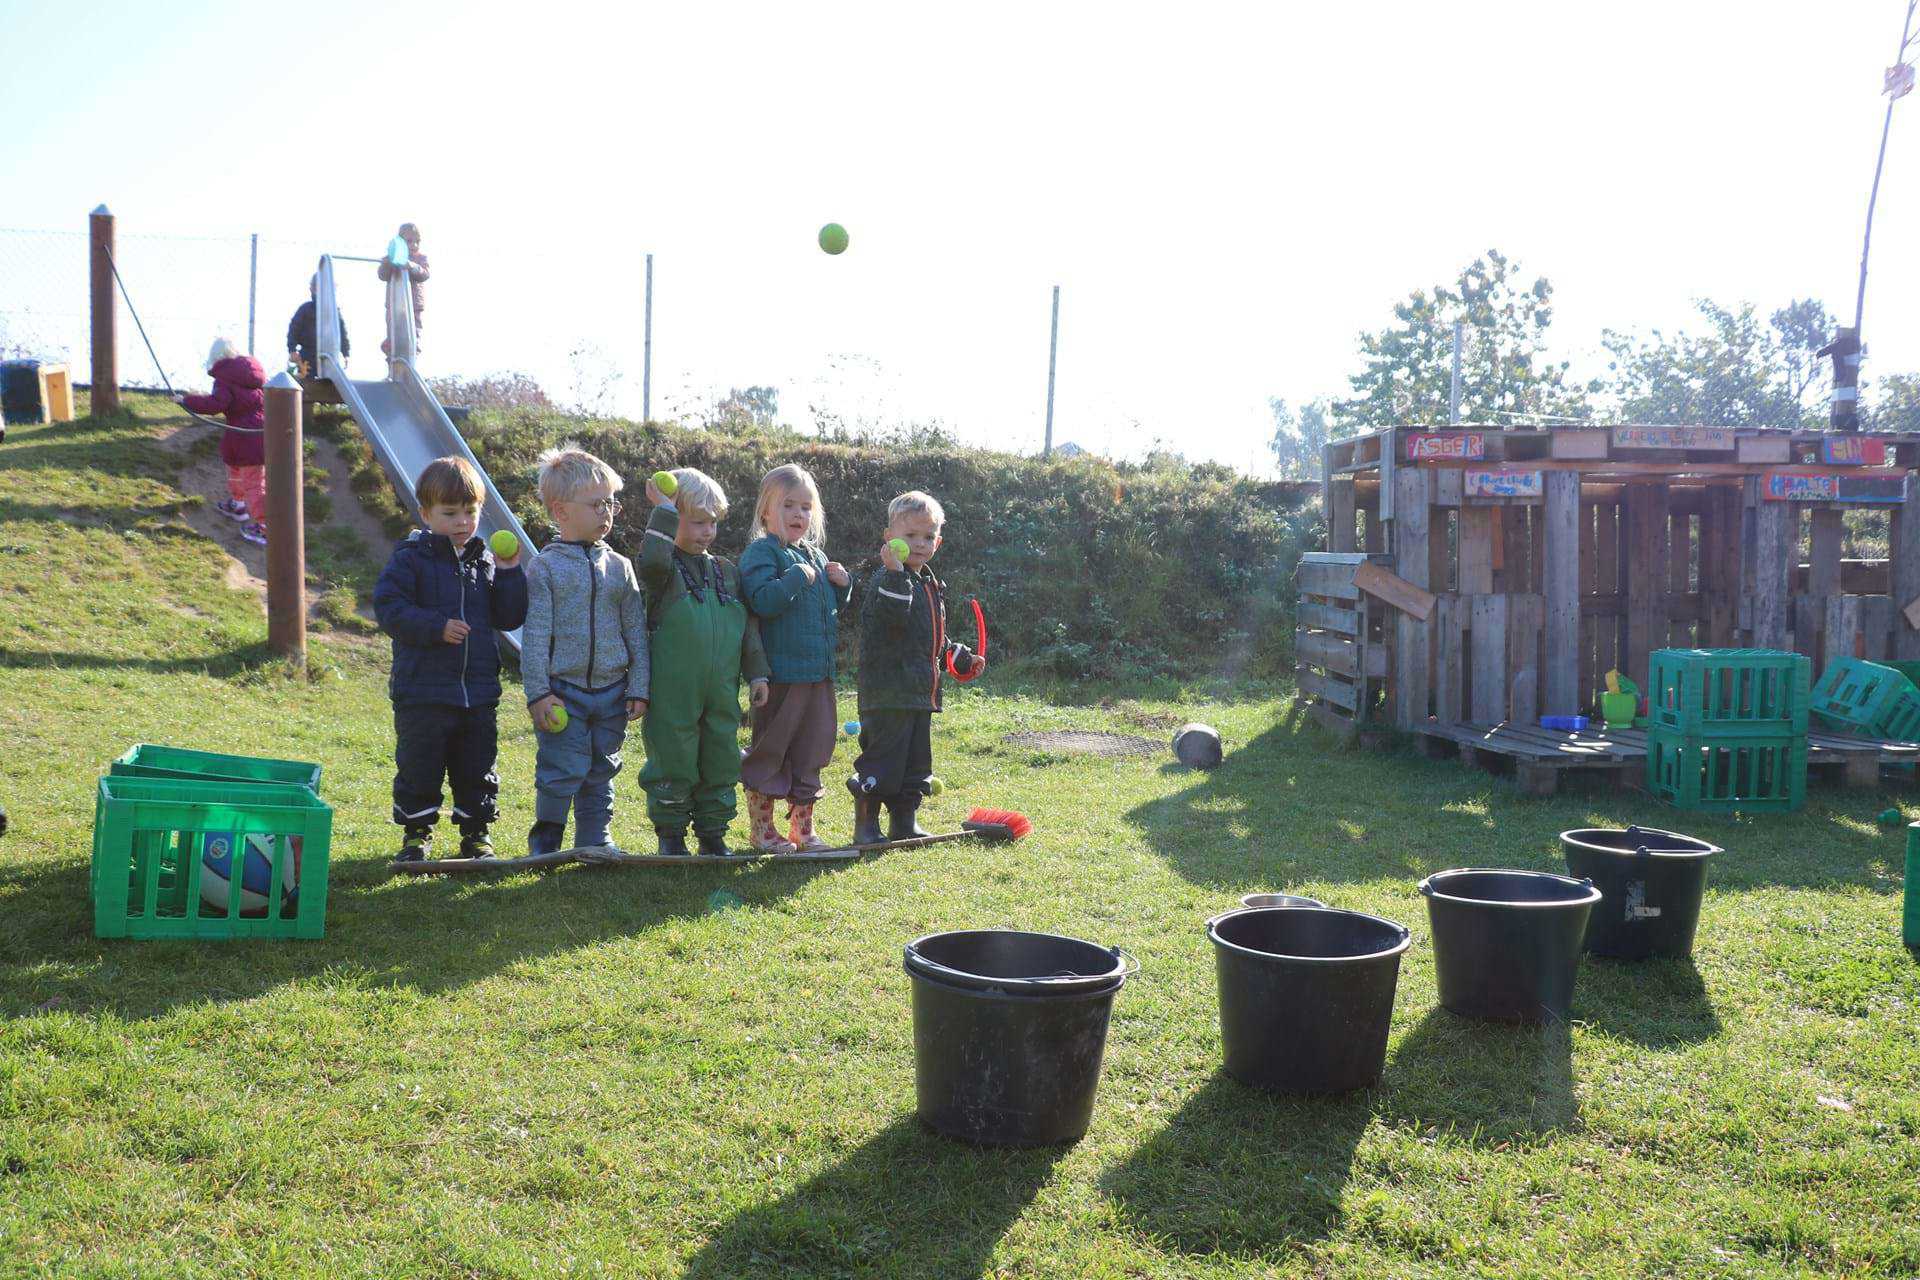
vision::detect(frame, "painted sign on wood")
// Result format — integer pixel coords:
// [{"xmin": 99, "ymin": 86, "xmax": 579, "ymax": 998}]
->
[
  {"xmin": 1406, "ymin": 432, "xmax": 1485, "ymax": 461},
  {"xmin": 1820, "ymin": 436, "xmax": 1888, "ymax": 465},
  {"xmin": 1464, "ymin": 466, "xmax": 1544, "ymax": 498},
  {"xmin": 1611, "ymin": 425, "xmax": 1735, "ymax": 451},
  {"xmin": 1763, "ymin": 469, "xmax": 1909, "ymax": 503}
]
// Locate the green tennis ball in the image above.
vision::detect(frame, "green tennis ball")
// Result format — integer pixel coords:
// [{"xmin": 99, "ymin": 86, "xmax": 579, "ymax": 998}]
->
[
  {"xmin": 652, "ymin": 470, "xmax": 678, "ymax": 497},
  {"xmin": 818, "ymin": 223, "xmax": 850, "ymax": 255},
  {"xmin": 888, "ymin": 537, "xmax": 910, "ymax": 560},
  {"xmin": 546, "ymin": 704, "xmax": 569, "ymax": 732},
  {"xmin": 927, "ymin": 776, "xmax": 945, "ymax": 796},
  {"xmin": 488, "ymin": 529, "xmax": 519, "ymax": 559}
]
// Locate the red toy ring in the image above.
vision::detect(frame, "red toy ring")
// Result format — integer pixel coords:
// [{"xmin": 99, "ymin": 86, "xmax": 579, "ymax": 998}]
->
[{"xmin": 946, "ymin": 597, "xmax": 987, "ymax": 682}]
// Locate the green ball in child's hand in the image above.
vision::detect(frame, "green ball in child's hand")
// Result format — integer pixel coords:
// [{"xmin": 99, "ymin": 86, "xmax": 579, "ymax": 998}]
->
[
  {"xmin": 652, "ymin": 470, "xmax": 678, "ymax": 497},
  {"xmin": 488, "ymin": 529, "xmax": 519, "ymax": 559},
  {"xmin": 927, "ymin": 776, "xmax": 945, "ymax": 796},
  {"xmin": 888, "ymin": 538, "xmax": 910, "ymax": 560},
  {"xmin": 545, "ymin": 704, "xmax": 569, "ymax": 732}
]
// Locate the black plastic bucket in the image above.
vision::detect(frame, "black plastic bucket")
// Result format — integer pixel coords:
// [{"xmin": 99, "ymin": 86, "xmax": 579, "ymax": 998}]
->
[
  {"xmin": 903, "ymin": 930, "xmax": 1134, "ymax": 1146},
  {"xmin": 1420, "ymin": 868, "xmax": 1601, "ymax": 1023},
  {"xmin": 1209, "ymin": 906, "xmax": 1411, "ymax": 1093},
  {"xmin": 1559, "ymin": 825, "xmax": 1719, "ymax": 960},
  {"xmin": 903, "ymin": 929, "xmax": 1129, "ymax": 996}
]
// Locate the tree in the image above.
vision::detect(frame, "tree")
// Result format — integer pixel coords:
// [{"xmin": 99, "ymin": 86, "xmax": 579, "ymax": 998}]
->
[
  {"xmin": 1599, "ymin": 299, "xmax": 1835, "ymax": 428},
  {"xmin": 710, "ymin": 385, "xmax": 779, "ymax": 430},
  {"xmin": 1267, "ymin": 398, "xmax": 1341, "ymax": 479},
  {"xmin": 1866, "ymin": 372, "xmax": 1920, "ymax": 432},
  {"xmin": 1334, "ymin": 250, "xmax": 1589, "ymax": 431}
]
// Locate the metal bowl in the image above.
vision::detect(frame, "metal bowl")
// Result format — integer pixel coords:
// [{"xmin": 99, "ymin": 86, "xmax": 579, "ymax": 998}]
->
[{"xmin": 1239, "ymin": 892, "xmax": 1326, "ymax": 910}]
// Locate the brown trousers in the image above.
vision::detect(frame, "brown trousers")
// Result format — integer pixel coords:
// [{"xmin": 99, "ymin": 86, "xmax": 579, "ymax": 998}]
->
[{"xmin": 742, "ymin": 680, "xmax": 839, "ymax": 803}]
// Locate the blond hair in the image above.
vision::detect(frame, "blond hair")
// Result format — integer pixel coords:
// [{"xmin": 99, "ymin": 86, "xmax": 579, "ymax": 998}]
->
[
  {"xmin": 536, "ymin": 445, "xmax": 622, "ymax": 506},
  {"xmin": 205, "ymin": 337, "xmax": 243, "ymax": 370},
  {"xmin": 417, "ymin": 456, "xmax": 485, "ymax": 509},
  {"xmin": 670, "ymin": 467, "xmax": 728, "ymax": 519},
  {"xmin": 887, "ymin": 490, "xmax": 945, "ymax": 530},
  {"xmin": 756, "ymin": 463, "xmax": 825, "ymax": 546}
]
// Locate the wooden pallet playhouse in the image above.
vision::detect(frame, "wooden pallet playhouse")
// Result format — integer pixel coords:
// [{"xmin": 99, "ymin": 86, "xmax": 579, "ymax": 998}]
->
[{"xmin": 1296, "ymin": 425, "xmax": 1920, "ymax": 794}]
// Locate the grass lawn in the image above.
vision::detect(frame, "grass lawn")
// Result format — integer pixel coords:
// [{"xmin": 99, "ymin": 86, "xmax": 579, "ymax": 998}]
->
[{"xmin": 3, "ymin": 399, "xmax": 1919, "ymax": 1278}]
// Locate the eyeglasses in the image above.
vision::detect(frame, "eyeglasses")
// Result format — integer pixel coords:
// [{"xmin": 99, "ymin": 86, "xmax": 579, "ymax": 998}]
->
[{"xmin": 573, "ymin": 498, "xmax": 622, "ymax": 515}]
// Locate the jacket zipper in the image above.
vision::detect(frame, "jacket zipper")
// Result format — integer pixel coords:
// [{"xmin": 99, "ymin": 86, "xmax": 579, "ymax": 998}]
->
[
  {"xmin": 925, "ymin": 573, "xmax": 942, "ymax": 707},
  {"xmin": 585, "ymin": 545, "xmax": 599, "ymax": 685},
  {"xmin": 458, "ymin": 541, "xmax": 471, "ymax": 708}
]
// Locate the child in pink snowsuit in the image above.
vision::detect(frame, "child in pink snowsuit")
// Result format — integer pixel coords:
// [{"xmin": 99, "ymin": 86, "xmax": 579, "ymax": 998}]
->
[{"xmin": 179, "ymin": 337, "xmax": 269, "ymax": 546}]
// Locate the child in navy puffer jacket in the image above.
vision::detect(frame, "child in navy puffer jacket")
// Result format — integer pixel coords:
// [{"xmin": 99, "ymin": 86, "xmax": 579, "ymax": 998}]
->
[
  {"xmin": 374, "ymin": 456, "xmax": 529, "ymax": 862},
  {"xmin": 178, "ymin": 338, "xmax": 269, "ymax": 545}
]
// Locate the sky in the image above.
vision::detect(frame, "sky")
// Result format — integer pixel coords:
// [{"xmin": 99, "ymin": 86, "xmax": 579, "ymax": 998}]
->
[{"xmin": 4, "ymin": 0, "xmax": 1920, "ymax": 474}]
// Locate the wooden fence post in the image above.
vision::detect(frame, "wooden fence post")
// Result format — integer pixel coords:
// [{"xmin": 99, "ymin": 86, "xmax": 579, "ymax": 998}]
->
[
  {"xmin": 264, "ymin": 373, "xmax": 305, "ymax": 664},
  {"xmin": 88, "ymin": 205, "xmax": 118, "ymax": 415}
]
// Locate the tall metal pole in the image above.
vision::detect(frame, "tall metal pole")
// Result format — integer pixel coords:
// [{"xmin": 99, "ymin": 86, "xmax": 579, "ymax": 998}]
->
[
  {"xmin": 1449, "ymin": 321, "xmax": 1465, "ymax": 424},
  {"xmin": 89, "ymin": 205, "xmax": 118, "ymax": 415},
  {"xmin": 247, "ymin": 233, "xmax": 259, "ymax": 355},
  {"xmin": 643, "ymin": 253, "xmax": 654, "ymax": 422},
  {"xmin": 1855, "ymin": 0, "xmax": 1918, "ymax": 339},
  {"xmin": 1043, "ymin": 285, "xmax": 1060, "ymax": 456},
  {"xmin": 264, "ymin": 372, "xmax": 306, "ymax": 664}
]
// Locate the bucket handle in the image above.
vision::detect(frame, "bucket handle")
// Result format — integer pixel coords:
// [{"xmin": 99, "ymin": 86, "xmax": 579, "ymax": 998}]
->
[{"xmin": 903, "ymin": 943, "xmax": 1137, "ymax": 989}]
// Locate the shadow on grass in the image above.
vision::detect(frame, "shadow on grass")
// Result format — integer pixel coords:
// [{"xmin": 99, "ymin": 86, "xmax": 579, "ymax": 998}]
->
[
  {"xmin": 1577, "ymin": 956, "xmax": 1722, "ymax": 1048},
  {"xmin": 1377, "ymin": 1007, "xmax": 1577, "ymax": 1147},
  {"xmin": 1100, "ymin": 1071, "xmax": 1371, "ymax": 1256},
  {"xmin": 0, "ymin": 848, "xmax": 839, "ymax": 1020},
  {"xmin": 0, "ymin": 643, "xmax": 276, "ymax": 678},
  {"xmin": 682, "ymin": 1114, "xmax": 1063, "ymax": 1279}
]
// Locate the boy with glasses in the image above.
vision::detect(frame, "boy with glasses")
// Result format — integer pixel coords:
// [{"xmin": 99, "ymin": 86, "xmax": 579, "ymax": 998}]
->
[{"xmin": 521, "ymin": 447, "xmax": 650, "ymax": 855}]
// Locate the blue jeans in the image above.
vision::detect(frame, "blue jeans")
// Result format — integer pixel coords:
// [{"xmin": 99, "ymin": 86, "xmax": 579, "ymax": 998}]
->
[{"xmin": 534, "ymin": 679, "xmax": 629, "ymax": 847}]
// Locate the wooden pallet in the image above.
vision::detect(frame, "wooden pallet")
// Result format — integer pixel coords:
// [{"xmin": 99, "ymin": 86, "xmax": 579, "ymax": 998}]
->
[{"xmin": 1416, "ymin": 720, "xmax": 1919, "ymax": 797}]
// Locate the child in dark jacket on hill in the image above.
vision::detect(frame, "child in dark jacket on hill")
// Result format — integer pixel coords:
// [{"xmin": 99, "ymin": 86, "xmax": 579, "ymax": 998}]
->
[
  {"xmin": 177, "ymin": 338, "xmax": 269, "ymax": 546},
  {"xmin": 849, "ymin": 490, "xmax": 985, "ymax": 844},
  {"xmin": 738, "ymin": 464, "xmax": 852, "ymax": 853},
  {"xmin": 636, "ymin": 467, "xmax": 771, "ymax": 856},
  {"xmin": 374, "ymin": 457, "xmax": 528, "ymax": 862}
]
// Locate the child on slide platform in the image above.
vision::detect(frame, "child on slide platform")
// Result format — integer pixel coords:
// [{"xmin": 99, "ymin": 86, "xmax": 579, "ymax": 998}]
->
[
  {"xmin": 636, "ymin": 468, "xmax": 771, "ymax": 856},
  {"xmin": 177, "ymin": 338, "xmax": 269, "ymax": 546},
  {"xmin": 520, "ymin": 447, "xmax": 649, "ymax": 856},
  {"xmin": 849, "ymin": 490, "xmax": 985, "ymax": 846},
  {"xmin": 738, "ymin": 464, "xmax": 852, "ymax": 853}
]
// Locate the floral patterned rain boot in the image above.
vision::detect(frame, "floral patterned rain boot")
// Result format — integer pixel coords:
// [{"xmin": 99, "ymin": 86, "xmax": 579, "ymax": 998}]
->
[
  {"xmin": 786, "ymin": 799, "xmax": 833, "ymax": 853},
  {"xmin": 746, "ymin": 790, "xmax": 797, "ymax": 855}
]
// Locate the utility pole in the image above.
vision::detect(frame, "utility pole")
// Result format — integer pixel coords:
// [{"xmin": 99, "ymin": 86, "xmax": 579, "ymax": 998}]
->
[
  {"xmin": 247, "ymin": 232, "xmax": 259, "ymax": 355},
  {"xmin": 643, "ymin": 253, "xmax": 653, "ymax": 422},
  {"xmin": 1043, "ymin": 285, "xmax": 1060, "ymax": 456},
  {"xmin": 1449, "ymin": 321, "xmax": 1465, "ymax": 424}
]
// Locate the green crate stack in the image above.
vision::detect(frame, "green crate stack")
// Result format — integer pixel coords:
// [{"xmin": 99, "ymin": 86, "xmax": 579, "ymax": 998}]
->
[
  {"xmin": 1809, "ymin": 658, "xmax": 1920, "ymax": 741},
  {"xmin": 92, "ymin": 747, "xmax": 331, "ymax": 940},
  {"xmin": 1646, "ymin": 729, "xmax": 1807, "ymax": 813},
  {"xmin": 1644, "ymin": 648, "xmax": 1808, "ymax": 811},
  {"xmin": 1647, "ymin": 648, "xmax": 1810, "ymax": 737}
]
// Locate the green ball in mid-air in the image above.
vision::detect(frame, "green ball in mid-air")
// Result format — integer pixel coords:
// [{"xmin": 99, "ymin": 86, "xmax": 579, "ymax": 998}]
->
[
  {"xmin": 545, "ymin": 704, "xmax": 569, "ymax": 733},
  {"xmin": 927, "ymin": 776, "xmax": 945, "ymax": 797},
  {"xmin": 818, "ymin": 223, "xmax": 849, "ymax": 255},
  {"xmin": 888, "ymin": 537, "xmax": 910, "ymax": 561},
  {"xmin": 652, "ymin": 470, "xmax": 678, "ymax": 497},
  {"xmin": 488, "ymin": 529, "xmax": 519, "ymax": 559}
]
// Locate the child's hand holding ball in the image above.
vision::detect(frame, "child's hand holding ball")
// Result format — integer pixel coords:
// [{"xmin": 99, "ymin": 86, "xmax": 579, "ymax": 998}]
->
[
  {"xmin": 881, "ymin": 538, "xmax": 909, "ymax": 572},
  {"xmin": 488, "ymin": 528, "xmax": 521, "ymax": 569},
  {"xmin": 645, "ymin": 470, "xmax": 678, "ymax": 507}
]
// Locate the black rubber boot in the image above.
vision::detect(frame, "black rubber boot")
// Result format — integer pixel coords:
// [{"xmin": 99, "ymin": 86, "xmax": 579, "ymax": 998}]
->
[
  {"xmin": 695, "ymin": 830, "xmax": 735, "ymax": 857},
  {"xmin": 527, "ymin": 821, "xmax": 566, "ymax": 857},
  {"xmin": 396, "ymin": 823, "xmax": 433, "ymax": 863},
  {"xmin": 655, "ymin": 826, "xmax": 691, "ymax": 857},
  {"xmin": 848, "ymin": 777, "xmax": 885, "ymax": 846},
  {"xmin": 886, "ymin": 795, "xmax": 932, "ymax": 842},
  {"xmin": 458, "ymin": 827, "xmax": 495, "ymax": 860}
]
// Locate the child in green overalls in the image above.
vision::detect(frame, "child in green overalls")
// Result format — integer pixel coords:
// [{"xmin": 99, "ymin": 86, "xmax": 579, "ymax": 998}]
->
[{"xmin": 637, "ymin": 467, "xmax": 771, "ymax": 856}]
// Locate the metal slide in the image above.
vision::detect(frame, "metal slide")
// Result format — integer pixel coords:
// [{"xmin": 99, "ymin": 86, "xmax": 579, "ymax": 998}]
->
[{"xmin": 312, "ymin": 253, "xmax": 531, "ymax": 650}]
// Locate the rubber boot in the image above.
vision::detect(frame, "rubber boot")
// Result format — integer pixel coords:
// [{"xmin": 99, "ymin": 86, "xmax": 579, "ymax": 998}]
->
[
  {"xmin": 695, "ymin": 830, "xmax": 735, "ymax": 857},
  {"xmin": 458, "ymin": 826, "xmax": 495, "ymax": 860},
  {"xmin": 886, "ymin": 794, "xmax": 932, "ymax": 842},
  {"xmin": 787, "ymin": 799, "xmax": 831, "ymax": 853},
  {"xmin": 848, "ymin": 777, "xmax": 885, "ymax": 846},
  {"xmin": 396, "ymin": 823, "xmax": 433, "ymax": 863},
  {"xmin": 527, "ymin": 820, "xmax": 566, "ymax": 857},
  {"xmin": 655, "ymin": 826, "xmax": 691, "ymax": 857},
  {"xmin": 746, "ymin": 790, "xmax": 797, "ymax": 855}
]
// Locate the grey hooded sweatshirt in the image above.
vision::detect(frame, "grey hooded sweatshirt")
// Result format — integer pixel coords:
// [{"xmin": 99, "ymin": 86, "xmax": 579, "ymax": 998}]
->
[{"xmin": 521, "ymin": 540, "xmax": 650, "ymax": 703}]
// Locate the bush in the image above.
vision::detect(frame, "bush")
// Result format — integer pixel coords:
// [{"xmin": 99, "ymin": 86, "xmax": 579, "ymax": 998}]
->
[{"xmin": 463, "ymin": 408, "xmax": 1316, "ymax": 679}]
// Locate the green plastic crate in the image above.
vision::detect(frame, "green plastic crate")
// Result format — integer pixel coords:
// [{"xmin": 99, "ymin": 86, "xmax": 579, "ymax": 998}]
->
[
  {"xmin": 1646, "ymin": 726, "xmax": 1805, "ymax": 813},
  {"xmin": 110, "ymin": 744, "xmax": 323, "ymax": 794},
  {"xmin": 1809, "ymin": 659, "xmax": 1920, "ymax": 741},
  {"xmin": 1647, "ymin": 648, "xmax": 1809, "ymax": 737},
  {"xmin": 92, "ymin": 775, "xmax": 332, "ymax": 940}
]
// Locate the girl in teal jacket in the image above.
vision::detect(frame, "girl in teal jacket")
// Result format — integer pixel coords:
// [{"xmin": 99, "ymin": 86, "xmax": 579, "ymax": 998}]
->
[{"xmin": 738, "ymin": 464, "xmax": 852, "ymax": 852}]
